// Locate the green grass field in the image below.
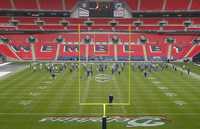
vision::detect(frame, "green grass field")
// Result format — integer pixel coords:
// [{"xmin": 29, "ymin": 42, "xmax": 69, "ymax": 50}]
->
[
  {"xmin": 174, "ymin": 62, "xmax": 200, "ymax": 75},
  {"xmin": 0, "ymin": 62, "xmax": 200, "ymax": 129}
]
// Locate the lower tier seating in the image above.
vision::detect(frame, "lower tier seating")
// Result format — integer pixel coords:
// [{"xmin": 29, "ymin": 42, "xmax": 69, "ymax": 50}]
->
[{"xmin": 0, "ymin": 33, "xmax": 199, "ymax": 61}]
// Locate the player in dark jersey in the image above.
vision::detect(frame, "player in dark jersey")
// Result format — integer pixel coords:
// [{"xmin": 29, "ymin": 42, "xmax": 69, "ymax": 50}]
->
[{"xmin": 109, "ymin": 95, "xmax": 114, "ymax": 104}]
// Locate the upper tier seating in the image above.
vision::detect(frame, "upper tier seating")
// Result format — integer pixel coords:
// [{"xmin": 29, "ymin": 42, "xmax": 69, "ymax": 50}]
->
[
  {"xmin": 0, "ymin": 16, "xmax": 11, "ymax": 24},
  {"xmin": 17, "ymin": 25, "xmax": 41, "ymax": 30},
  {"xmin": 0, "ymin": 0, "xmax": 199, "ymax": 11},
  {"xmin": 166, "ymin": 0, "xmax": 190, "ymax": 10},
  {"xmin": 0, "ymin": 0, "xmax": 77, "ymax": 11},
  {"xmin": 140, "ymin": 0, "xmax": 163, "ymax": 11},
  {"xmin": 191, "ymin": 0, "xmax": 200, "ymax": 10},
  {"xmin": 0, "ymin": 17, "xmax": 200, "ymax": 32},
  {"xmin": 40, "ymin": 17, "xmax": 62, "ymax": 24},
  {"xmin": 125, "ymin": 0, "xmax": 138, "ymax": 11},
  {"xmin": 0, "ymin": 0, "xmax": 12, "ymax": 9},
  {"xmin": 65, "ymin": 0, "xmax": 77, "ymax": 10},
  {"xmin": 14, "ymin": 17, "xmax": 37, "ymax": 24},
  {"xmin": 39, "ymin": 0, "xmax": 63, "ymax": 10},
  {"xmin": 13, "ymin": 0, "xmax": 38, "ymax": 10}
]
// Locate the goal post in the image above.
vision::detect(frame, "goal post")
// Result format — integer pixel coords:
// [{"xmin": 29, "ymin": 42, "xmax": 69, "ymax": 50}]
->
[
  {"xmin": 78, "ymin": 24, "xmax": 132, "ymax": 129},
  {"xmin": 78, "ymin": 24, "xmax": 132, "ymax": 106}
]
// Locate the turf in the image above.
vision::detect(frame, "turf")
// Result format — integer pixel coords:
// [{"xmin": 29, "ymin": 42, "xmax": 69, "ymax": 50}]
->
[{"xmin": 0, "ymin": 62, "xmax": 200, "ymax": 129}]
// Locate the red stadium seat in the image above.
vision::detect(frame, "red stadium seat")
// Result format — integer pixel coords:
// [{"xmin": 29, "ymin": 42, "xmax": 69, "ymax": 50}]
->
[
  {"xmin": 64, "ymin": 0, "xmax": 77, "ymax": 10},
  {"xmin": 14, "ymin": 17, "xmax": 37, "ymax": 24},
  {"xmin": 0, "ymin": 16, "xmax": 11, "ymax": 24},
  {"xmin": 125, "ymin": 0, "xmax": 138, "ymax": 10},
  {"xmin": 14, "ymin": 0, "xmax": 38, "ymax": 10},
  {"xmin": 166, "ymin": 0, "xmax": 190, "ymax": 10},
  {"xmin": 0, "ymin": 44, "xmax": 18, "ymax": 59},
  {"xmin": 187, "ymin": 45, "xmax": 200, "ymax": 58},
  {"xmin": 0, "ymin": 0, "xmax": 12, "ymax": 9},
  {"xmin": 17, "ymin": 25, "xmax": 41, "ymax": 30},
  {"xmin": 163, "ymin": 26, "xmax": 185, "ymax": 31},
  {"xmin": 34, "ymin": 42, "xmax": 57, "ymax": 60},
  {"xmin": 42, "ymin": 25, "xmax": 65, "ymax": 31},
  {"xmin": 140, "ymin": 0, "xmax": 164, "ymax": 11},
  {"xmin": 191, "ymin": 0, "xmax": 200, "ymax": 10},
  {"xmin": 39, "ymin": 0, "xmax": 63, "ymax": 10},
  {"xmin": 40, "ymin": 17, "xmax": 62, "ymax": 24},
  {"xmin": 191, "ymin": 18, "xmax": 200, "ymax": 24}
]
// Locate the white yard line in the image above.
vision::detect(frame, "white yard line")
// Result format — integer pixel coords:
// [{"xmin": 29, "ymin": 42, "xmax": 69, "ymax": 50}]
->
[
  {"xmin": 194, "ymin": 63, "xmax": 200, "ymax": 67},
  {"xmin": 80, "ymin": 78, "xmax": 92, "ymax": 103},
  {"xmin": 0, "ymin": 62, "xmax": 11, "ymax": 67},
  {"xmin": 113, "ymin": 76, "xmax": 128, "ymax": 114},
  {"xmin": 0, "ymin": 72, "xmax": 11, "ymax": 77}
]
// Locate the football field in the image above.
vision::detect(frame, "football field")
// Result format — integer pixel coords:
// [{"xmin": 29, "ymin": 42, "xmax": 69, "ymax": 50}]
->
[{"xmin": 0, "ymin": 62, "xmax": 200, "ymax": 129}]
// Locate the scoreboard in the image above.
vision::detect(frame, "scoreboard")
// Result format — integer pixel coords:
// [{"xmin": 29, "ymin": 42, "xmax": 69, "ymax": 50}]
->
[{"xmin": 79, "ymin": 2, "xmax": 124, "ymax": 17}]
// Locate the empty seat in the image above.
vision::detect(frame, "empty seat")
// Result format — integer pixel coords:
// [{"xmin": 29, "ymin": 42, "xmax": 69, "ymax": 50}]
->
[
  {"xmin": 140, "ymin": 0, "xmax": 163, "ymax": 10},
  {"xmin": 14, "ymin": 0, "xmax": 38, "ymax": 10},
  {"xmin": 40, "ymin": 17, "xmax": 62, "ymax": 24},
  {"xmin": 0, "ymin": 0, "xmax": 12, "ymax": 9},
  {"xmin": 64, "ymin": 0, "xmax": 77, "ymax": 10},
  {"xmin": 42, "ymin": 25, "xmax": 64, "ymax": 30},
  {"xmin": 14, "ymin": 17, "xmax": 37, "ymax": 24},
  {"xmin": 0, "ymin": 44, "xmax": 17, "ymax": 59},
  {"xmin": 0, "ymin": 16, "xmax": 10, "ymax": 24},
  {"xmin": 191, "ymin": 0, "xmax": 200, "ymax": 10},
  {"xmin": 39, "ymin": 0, "xmax": 63, "ymax": 10},
  {"xmin": 125, "ymin": 0, "xmax": 138, "ymax": 10},
  {"xmin": 163, "ymin": 26, "xmax": 185, "ymax": 31},
  {"xmin": 17, "ymin": 25, "xmax": 40, "ymax": 30},
  {"xmin": 166, "ymin": 0, "xmax": 190, "ymax": 10}
]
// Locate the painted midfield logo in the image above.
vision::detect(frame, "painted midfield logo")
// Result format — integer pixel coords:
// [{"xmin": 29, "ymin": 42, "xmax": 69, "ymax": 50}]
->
[
  {"xmin": 40, "ymin": 116, "xmax": 167, "ymax": 127},
  {"xmin": 95, "ymin": 74, "xmax": 112, "ymax": 83}
]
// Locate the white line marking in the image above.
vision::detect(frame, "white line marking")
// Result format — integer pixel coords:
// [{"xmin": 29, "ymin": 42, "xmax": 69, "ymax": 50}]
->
[{"xmin": 0, "ymin": 72, "xmax": 11, "ymax": 77}]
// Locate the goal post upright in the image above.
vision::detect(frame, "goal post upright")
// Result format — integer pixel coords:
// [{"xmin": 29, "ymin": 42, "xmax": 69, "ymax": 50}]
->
[
  {"xmin": 102, "ymin": 104, "xmax": 107, "ymax": 129},
  {"xmin": 78, "ymin": 24, "xmax": 81, "ymax": 104},
  {"xmin": 128, "ymin": 24, "xmax": 132, "ymax": 105}
]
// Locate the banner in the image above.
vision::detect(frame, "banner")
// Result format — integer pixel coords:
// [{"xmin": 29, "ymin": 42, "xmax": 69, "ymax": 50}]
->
[
  {"xmin": 79, "ymin": 3, "xmax": 89, "ymax": 17},
  {"xmin": 114, "ymin": 3, "xmax": 124, "ymax": 17}
]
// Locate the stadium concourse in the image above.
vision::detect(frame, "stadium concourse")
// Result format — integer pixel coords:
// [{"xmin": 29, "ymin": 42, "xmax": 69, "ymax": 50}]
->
[{"xmin": 0, "ymin": 0, "xmax": 200, "ymax": 129}]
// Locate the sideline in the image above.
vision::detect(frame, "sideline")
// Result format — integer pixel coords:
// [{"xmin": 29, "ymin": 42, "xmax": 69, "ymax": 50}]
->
[
  {"xmin": 0, "ymin": 62, "xmax": 11, "ymax": 67},
  {"xmin": 168, "ymin": 63, "xmax": 200, "ymax": 80}
]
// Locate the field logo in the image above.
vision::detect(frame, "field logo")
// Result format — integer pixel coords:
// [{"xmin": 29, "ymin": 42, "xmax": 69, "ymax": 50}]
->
[
  {"xmin": 95, "ymin": 74, "xmax": 112, "ymax": 83},
  {"xmin": 40, "ymin": 116, "xmax": 167, "ymax": 127},
  {"xmin": 127, "ymin": 116, "xmax": 166, "ymax": 127}
]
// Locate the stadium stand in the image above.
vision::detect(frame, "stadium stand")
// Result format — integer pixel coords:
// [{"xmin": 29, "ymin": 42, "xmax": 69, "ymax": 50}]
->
[
  {"xmin": 0, "ymin": 33, "xmax": 199, "ymax": 61},
  {"xmin": 1, "ymin": 16, "xmax": 200, "ymax": 32},
  {"xmin": 0, "ymin": 44, "xmax": 18, "ymax": 59},
  {"xmin": 0, "ymin": 0, "xmax": 12, "ymax": 9},
  {"xmin": 165, "ymin": 0, "xmax": 190, "ymax": 10},
  {"xmin": 140, "ymin": 0, "xmax": 163, "ymax": 11},
  {"xmin": 191, "ymin": 0, "xmax": 200, "ymax": 10},
  {"xmin": 39, "ymin": 0, "xmax": 63, "ymax": 10},
  {"xmin": 0, "ymin": 0, "xmax": 199, "ymax": 61},
  {"xmin": 65, "ymin": 0, "xmax": 77, "ymax": 10},
  {"xmin": 13, "ymin": 0, "xmax": 38, "ymax": 10}
]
